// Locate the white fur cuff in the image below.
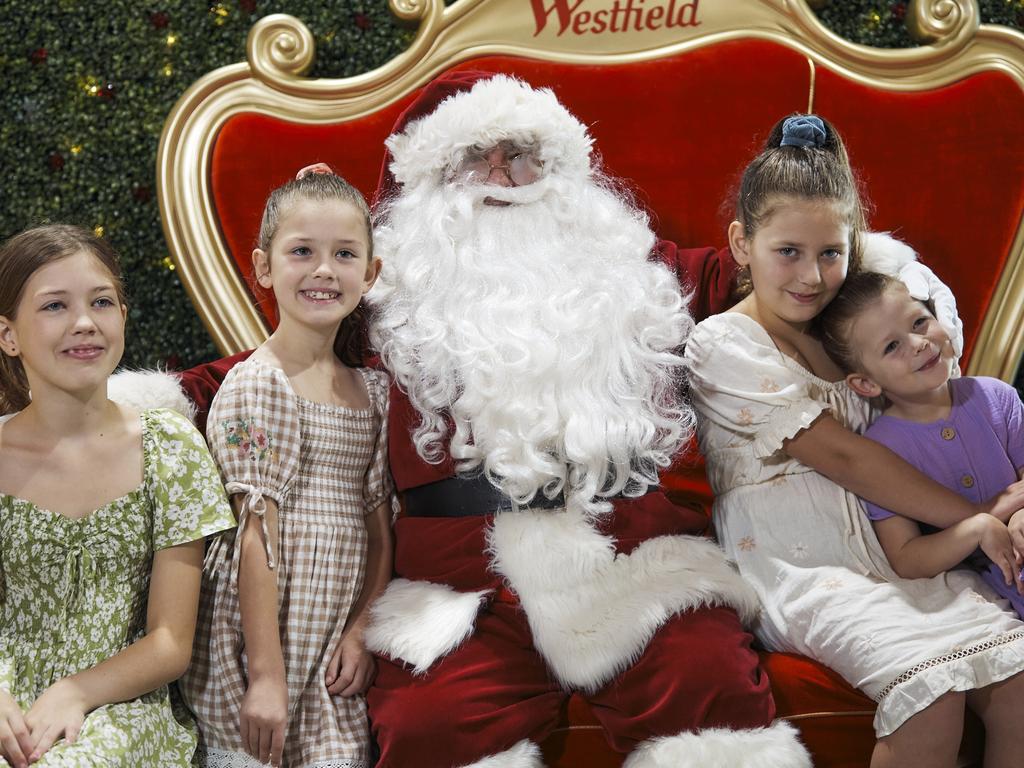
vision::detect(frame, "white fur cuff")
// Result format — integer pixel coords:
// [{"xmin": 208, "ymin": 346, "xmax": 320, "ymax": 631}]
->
[
  {"xmin": 860, "ymin": 231, "xmax": 917, "ymax": 275},
  {"xmin": 488, "ymin": 509, "xmax": 760, "ymax": 692},
  {"xmin": 108, "ymin": 369, "xmax": 197, "ymax": 423},
  {"xmin": 623, "ymin": 721, "xmax": 811, "ymax": 768},
  {"xmin": 456, "ymin": 740, "xmax": 544, "ymax": 768},
  {"xmin": 364, "ymin": 578, "xmax": 490, "ymax": 674}
]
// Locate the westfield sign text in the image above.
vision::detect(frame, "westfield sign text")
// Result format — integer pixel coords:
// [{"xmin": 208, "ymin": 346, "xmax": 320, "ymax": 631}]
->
[{"xmin": 530, "ymin": 0, "xmax": 702, "ymax": 36}]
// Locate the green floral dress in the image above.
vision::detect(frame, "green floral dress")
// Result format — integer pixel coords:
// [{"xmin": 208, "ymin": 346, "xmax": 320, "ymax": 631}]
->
[{"xmin": 0, "ymin": 408, "xmax": 235, "ymax": 766}]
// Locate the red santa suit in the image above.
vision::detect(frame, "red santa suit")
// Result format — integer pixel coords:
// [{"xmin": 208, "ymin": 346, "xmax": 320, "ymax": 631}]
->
[{"xmin": 353, "ymin": 73, "xmax": 810, "ymax": 768}]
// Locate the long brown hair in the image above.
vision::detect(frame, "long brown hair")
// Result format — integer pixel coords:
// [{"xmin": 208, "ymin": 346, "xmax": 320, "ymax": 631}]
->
[
  {"xmin": 0, "ymin": 224, "xmax": 125, "ymax": 414},
  {"xmin": 733, "ymin": 114, "xmax": 866, "ymax": 297},
  {"xmin": 256, "ymin": 171, "xmax": 374, "ymax": 367}
]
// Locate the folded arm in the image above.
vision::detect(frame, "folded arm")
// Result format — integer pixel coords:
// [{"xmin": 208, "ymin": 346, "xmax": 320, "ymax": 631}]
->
[{"xmin": 784, "ymin": 414, "xmax": 1024, "ymax": 528}]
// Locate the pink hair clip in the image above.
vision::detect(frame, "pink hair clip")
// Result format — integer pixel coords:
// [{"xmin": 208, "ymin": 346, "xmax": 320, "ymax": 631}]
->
[{"xmin": 296, "ymin": 162, "xmax": 333, "ymax": 179}]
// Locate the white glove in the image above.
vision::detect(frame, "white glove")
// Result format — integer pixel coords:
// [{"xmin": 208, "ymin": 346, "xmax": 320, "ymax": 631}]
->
[{"xmin": 897, "ymin": 260, "xmax": 964, "ymax": 373}]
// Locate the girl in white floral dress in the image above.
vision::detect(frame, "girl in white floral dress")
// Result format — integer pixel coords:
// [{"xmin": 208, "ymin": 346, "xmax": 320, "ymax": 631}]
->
[
  {"xmin": 684, "ymin": 115, "xmax": 1024, "ymax": 768},
  {"xmin": 0, "ymin": 225, "xmax": 234, "ymax": 768},
  {"xmin": 180, "ymin": 170, "xmax": 394, "ymax": 768}
]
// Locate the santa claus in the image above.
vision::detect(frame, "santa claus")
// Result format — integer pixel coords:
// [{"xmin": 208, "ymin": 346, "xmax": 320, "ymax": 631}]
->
[{"xmin": 353, "ymin": 72, "xmax": 809, "ymax": 768}]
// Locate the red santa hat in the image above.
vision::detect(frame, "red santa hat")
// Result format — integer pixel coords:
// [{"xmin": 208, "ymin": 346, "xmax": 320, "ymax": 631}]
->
[{"xmin": 375, "ymin": 71, "xmax": 594, "ymax": 202}]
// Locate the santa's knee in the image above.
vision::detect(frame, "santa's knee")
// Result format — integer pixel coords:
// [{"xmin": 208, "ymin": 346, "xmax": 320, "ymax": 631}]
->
[
  {"xmin": 603, "ymin": 606, "xmax": 776, "ymax": 735},
  {"xmin": 669, "ymin": 609, "xmax": 776, "ymax": 729},
  {"xmin": 369, "ymin": 666, "xmax": 462, "ymax": 764}
]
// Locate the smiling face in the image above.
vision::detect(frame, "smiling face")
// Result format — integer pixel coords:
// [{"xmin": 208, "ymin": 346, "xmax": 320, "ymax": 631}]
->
[
  {"xmin": 843, "ymin": 282, "xmax": 955, "ymax": 404},
  {"xmin": 0, "ymin": 249, "xmax": 126, "ymax": 400},
  {"xmin": 253, "ymin": 198, "xmax": 380, "ymax": 335},
  {"xmin": 730, "ymin": 196, "xmax": 851, "ymax": 333}
]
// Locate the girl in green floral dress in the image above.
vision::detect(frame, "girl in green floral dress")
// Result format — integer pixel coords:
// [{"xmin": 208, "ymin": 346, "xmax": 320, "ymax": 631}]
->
[{"xmin": 0, "ymin": 225, "xmax": 235, "ymax": 767}]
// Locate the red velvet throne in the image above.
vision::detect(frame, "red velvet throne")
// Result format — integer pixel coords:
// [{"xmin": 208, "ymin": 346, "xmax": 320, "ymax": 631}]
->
[{"xmin": 158, "ymin": 1, "xmax": 1024, "ymax": 765}]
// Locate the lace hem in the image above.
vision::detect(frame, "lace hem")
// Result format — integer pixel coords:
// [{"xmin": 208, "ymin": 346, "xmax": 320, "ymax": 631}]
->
[
  {"xmin": 196, "ymin": 746, "xmax": 365, "ymax": 768},
  {"xmin": 873, "ymin": 629, "xmax": 1024, "ymax": 737}
]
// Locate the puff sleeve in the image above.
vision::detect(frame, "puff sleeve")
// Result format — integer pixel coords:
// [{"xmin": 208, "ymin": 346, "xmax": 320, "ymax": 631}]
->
[
  {"xmin": 206, "ymin": 361, "xmax": 301, "ymax": 587},
  {"xmin": 144, "ymin": 408, "xmax": 235, "ymax": 550},
  {"xmin": 684, "ymin": 314, "xmax": 830, "ymax": 459},
  {"xmin": 361, "ymin": 369, "xmax": 397, "ymax": 518}
]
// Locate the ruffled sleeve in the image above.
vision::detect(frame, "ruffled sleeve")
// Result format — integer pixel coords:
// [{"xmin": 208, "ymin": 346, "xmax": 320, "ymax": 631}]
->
[
  {"xmin": 206, "ymin": 361, "xmax": 301, "ymax": 587},
  {"xmin": 143, "ymin": 409, "xmax": 235, "ymax": 550},
  {"xmin": 361, "ymin": 368, "xmax": 397, "ymax": 519},
  {"xmin": 684, "ymin": 314, "xmax": 829, "ymax": 459}
]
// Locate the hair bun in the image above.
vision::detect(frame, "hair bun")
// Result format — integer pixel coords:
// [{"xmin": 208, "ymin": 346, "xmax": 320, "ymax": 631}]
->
[{"xmin": 780, "ymin": 115, "xmax": 827, "ymax": 148}]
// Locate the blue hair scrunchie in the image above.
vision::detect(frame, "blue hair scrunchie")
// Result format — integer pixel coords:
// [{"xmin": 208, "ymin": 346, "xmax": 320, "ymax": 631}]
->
[{"xmin": 780, "ymin": 115, "xmax": 826, "ymax": 148}]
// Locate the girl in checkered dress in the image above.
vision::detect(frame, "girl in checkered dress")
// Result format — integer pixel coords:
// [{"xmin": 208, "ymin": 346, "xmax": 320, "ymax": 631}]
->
[{"xmin": 180, "ymin": 171, "xmax": 394, "ymax": 768}]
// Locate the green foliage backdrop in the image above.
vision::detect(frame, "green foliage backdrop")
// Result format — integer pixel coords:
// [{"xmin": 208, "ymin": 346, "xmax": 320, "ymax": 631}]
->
[{"xmin": 0, "ymin": 0, "xmax": 1022, "ymax": 371}]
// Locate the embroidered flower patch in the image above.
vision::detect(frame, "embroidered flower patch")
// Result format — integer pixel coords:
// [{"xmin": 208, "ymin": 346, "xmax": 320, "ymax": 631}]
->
[{"xmin": 222, "ymin": 419, "xmax": 273, "ymax": 462}]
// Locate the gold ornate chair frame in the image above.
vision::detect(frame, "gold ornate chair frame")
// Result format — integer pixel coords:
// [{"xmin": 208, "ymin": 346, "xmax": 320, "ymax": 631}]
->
[{"xmin": 158, "ymin": 0, "xmax": 1024, "ymax": 382}]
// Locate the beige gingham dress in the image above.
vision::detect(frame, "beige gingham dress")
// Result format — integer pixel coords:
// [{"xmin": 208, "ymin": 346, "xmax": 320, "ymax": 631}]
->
[{"xmin": 180, "ymin": 357, "xmax": 393, "ymax": 768}]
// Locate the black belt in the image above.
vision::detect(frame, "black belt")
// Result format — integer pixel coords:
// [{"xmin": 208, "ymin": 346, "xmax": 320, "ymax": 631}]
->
[{"xmin": 403, "ymin": 474, "xmax": 566, "ymax": 517}]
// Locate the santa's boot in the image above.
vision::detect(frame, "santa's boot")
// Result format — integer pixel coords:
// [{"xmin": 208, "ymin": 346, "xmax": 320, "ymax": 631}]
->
[
  {"xmin": 456, "ymin": 740, "xmax": 545, "ymax": 768},
  {"xmin": 623, "ymin": 721, "xmax": 812, "ymax": 768}
]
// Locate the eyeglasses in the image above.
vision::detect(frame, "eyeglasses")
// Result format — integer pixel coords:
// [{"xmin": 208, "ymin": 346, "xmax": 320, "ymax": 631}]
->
[{"xmin": 450, "ymin": 142, "xmax": 545, "ymax": 186}]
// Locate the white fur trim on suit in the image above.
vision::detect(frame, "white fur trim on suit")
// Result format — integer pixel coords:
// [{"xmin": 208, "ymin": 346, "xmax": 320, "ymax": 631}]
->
[
  {"xmin": 622, "ymin": 721, "xmax": 811, "ymax": 768},
  {"xmin": 108, "ymin": 368, "xmax": 197, "ymax": 422},
  {"xmin": 387, "ymin": 75, "xmax": 593, "ymax": 191},
  {"xmin": 860, "ymin": 231, "xmax": 917, "ymax": 274},
  {"xmin": 455, "ymin": 740, "xmax": 544, "ymax": 768},
  {"xmin": 488, "ymin": 508, "xmax": 759, "ymax": 692},
  {"xmin": 364, "ymin": 578, "xmax": 491, "ymax": 675}
]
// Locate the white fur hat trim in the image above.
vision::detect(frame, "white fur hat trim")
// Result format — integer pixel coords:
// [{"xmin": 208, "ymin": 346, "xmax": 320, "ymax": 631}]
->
[{"xmin": 386, "ymin": 75, "xmax": 593, "ymax": 190}]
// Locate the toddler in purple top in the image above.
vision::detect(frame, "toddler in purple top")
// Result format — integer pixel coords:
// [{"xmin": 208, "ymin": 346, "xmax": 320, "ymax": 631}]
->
[{"xmin": 818, "ymin": 270, "xmax": 1024, "ymax": 616}]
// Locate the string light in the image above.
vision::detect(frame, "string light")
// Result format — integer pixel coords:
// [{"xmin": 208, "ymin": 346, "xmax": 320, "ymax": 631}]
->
[{"xmin": 211, "ymin": 3, "xmax": 229, "ymax": 25}]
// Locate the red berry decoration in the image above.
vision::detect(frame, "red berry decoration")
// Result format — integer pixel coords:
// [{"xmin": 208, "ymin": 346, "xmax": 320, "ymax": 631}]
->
[
  {"xmin": 30, "ymin": 47, "xmax": 48, "ymax": 65},
  {"xmin": 47, "ymin": 152, "xmax": 65, "ymax": 171},
  {"xmin": 239, "ymin": 0, "xmax": 257, "ymax": 13},
  {"xmin": 99, "ymin": 82, "xmax": 116, "ymax": 100},
  {"xmin": 132, "ymin": 184, "xmax": 152, "ymax": 203},
  {"xmin": 354, "ymin": 13, "xmax": 371, "ymax": 31},
  {"xmin": 891, "ymin": 2, "xmax": 906, "ymax": 20},
  {"xmin": 149, "ymin": 11, "xmax": 170, "ymax": 29}
]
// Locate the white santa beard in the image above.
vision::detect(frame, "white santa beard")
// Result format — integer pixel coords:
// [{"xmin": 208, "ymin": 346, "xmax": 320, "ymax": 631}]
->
[{"xmin": 370, "ymin": 174, "xmax": 695, "ymax": 514}]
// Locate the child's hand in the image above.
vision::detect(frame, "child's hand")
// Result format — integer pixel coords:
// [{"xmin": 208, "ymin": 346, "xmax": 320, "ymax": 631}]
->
[
  {"xmin": 239, "ymin": 674, "xmax": 287, "ymax": 767},
  {"xmin": 23, "ymin": 679, "xmax": 87, "ymax": 763},
  {"xmin": 0, "ymin": 690, "xmax": 32, "ymax": 768},
  {"xmin": 1008, "ymin": 509, "xmax": 1024, "ymax": 561},
  {"xmin": 980, "ymin": 479, "xmax": 1024, "ymax": 523},
  {"xmin": 976, "ymin": 515, "xmax": 1024, "ymax": 594},
  {"xmin": 325, "ymin": 631, "xmax": 376, "ymax": 697}
]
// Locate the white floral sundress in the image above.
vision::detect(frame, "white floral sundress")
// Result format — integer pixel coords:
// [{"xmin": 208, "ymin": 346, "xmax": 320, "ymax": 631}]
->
[
  {"xmin": 0, "ymin": 408, "xmax": 235, "ymax": 766},
  {"xmin": 685, "ymin": 313, "xmax": 1024, "ymax": 737}
]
